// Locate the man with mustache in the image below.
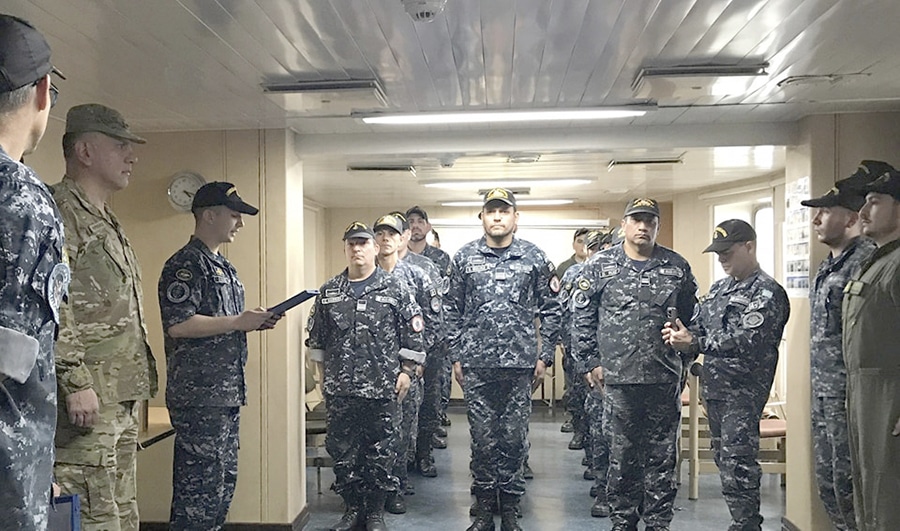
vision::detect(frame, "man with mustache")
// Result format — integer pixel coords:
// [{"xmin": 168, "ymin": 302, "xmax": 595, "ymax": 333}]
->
[{"xmin": 572, "ymin": 198, "xmax": 697, "ymax": 531}]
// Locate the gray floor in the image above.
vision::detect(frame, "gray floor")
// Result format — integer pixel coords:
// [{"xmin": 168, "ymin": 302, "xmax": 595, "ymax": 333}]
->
[{"xmin": 305, "ymin": 407, "xmax": 785, "ymax": 530}]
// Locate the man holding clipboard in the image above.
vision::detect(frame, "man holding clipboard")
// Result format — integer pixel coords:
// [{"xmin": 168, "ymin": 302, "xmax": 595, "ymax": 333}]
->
[{"xmin": 158, "ymin": 182, "xmax": 281, "ymax": 530}]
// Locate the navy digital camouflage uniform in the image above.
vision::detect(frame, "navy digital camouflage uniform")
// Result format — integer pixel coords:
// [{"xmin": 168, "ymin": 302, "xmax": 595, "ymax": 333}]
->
[
  {"xmin": 687, "ymin": 268, "xmax": 789, "ymax": 531},
  {"xmin": 810, "ymin": 236, "xmax": 874, "ymax": 530},
  {"xmin": 559, "ymin": 263, "xmax": 591, "ymax": 457},
  {"xmin": 570, "ymin": 243, "xmax": 697, "ymax": 529},
  {"xmin": 387, "ymin": 258, "xmax": 441, "ymax": 490},
  {"xmin": 158, "ymin": 236, "xmax": 249, "ymax": 531},
  {"xmin": 0, "ymin": 146, "xmax": 69, "ymax": 531},
  {"xmin": 446, "ymin": 236, "xmax": 562, "ymax": 501},
  {"xmin": 417, "ymin": 245, "xmax": 454, "ymax": 423},
  {"xmin": 307, "ymin": 268, "xmax": 425, "ymax": 505}
]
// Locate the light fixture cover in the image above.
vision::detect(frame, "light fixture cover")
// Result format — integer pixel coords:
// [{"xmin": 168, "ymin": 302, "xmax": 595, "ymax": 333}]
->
[
  {"xmin": 632, "ymin": 63, "xmax": 768, "ymax": 101},
  {"xmin": 355, "ymin": 107, "xmax": 650, "ymax": 125},
  {"xmin": 261, "ymin": 79, "xmax": 387, "ymax": 115}
]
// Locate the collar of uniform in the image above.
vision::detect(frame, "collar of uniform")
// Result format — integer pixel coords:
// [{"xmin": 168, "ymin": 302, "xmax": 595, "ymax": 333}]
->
[
  {"xmin": 724, "ymin": 267, "xmax": 762, "ymax": 292},
  {"xmin": 611, "ymin": 242, "xmax": 668, "ymax": 270},
  {"xmin": 477, "ymin": 235, "xmax": 525, "ymax": 257},
  {"xmin": 339, "ymin": 267, "xmax": 387, "ymax": 294},
  {"xmin": 826, "ymin": 236, "xmax": 871, "ymax": 272},
  {"xmin": 186, "ymin": 234, "xmax": 226, "ymax": 262},
  {"xmin": 58, "ymin": 175, "xmax": 116, "ymax": 223},
  {"xmin": 868, "ymin": 237, "xmax": 900, "ymax": 265}
]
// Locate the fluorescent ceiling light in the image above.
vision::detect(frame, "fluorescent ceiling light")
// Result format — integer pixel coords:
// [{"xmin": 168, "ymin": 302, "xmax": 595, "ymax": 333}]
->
[
  {"xmin": 422, "ymin": 179, "xmax": 592, "ymax": 189},
  {"xmin": 442, "ymin": 199, "xmax": 574, "ymax": 207},
  {"xmin": 356, "ymin": 108, "xmax": 649, "ymax": 125}
]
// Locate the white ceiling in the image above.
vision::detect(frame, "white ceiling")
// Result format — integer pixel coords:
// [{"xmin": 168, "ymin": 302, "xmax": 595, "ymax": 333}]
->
[{"xmin": 9, "ymin": 0, "xmax": 900, "ymax": 207}]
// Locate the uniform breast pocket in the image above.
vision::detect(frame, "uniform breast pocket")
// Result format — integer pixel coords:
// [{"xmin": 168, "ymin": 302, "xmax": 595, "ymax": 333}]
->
[
  {"xmin": 601, "ymin": 287, "xmax": 633, "ymax": 313},
  {"xmin": 81, "ymin": 237, "xmax": 128, "ymax": 287}
]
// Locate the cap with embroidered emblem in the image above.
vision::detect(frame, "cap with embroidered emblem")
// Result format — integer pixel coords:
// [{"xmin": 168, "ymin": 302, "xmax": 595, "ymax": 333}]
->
[
  {"xmin": 191, "ymin": 182, "xmax": 258, "ymax": 215},
  {"xmin": 482, "ymin": 187, "xmax": 516, "ymax": 208},
  {"xmin": 864, "ymin": 169, "xmax": 900, "ymax": 201},
  {"xmin": 800, "ymin": 186, "xmax": 865, "ymax": 211},
  {"xmin": 703, "ymin": 219, "xmax": 757, "ymax": 253},
  {"xmin": 623, "ymin": 197, "xmax": 660, "ymax": 218},
  {"xmin": 343, "ymin": 221, "xmax": 375, "ymax": 240},
  {"xmin": 373, "ymin": 214, "xmax": 405, "ymax": 235}
]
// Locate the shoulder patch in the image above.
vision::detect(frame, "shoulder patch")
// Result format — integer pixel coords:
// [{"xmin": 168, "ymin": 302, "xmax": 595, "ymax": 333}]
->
[
  {"xmin": 549, "ymin": 276, "xmax": 561, "ymax": 293},
  {"xmin": 411, "ymin": 315, "xmax": 424, "ymax": 333},
  {"xmin": 572, "ymin": 290, "xmax": 590, "ymax": 309},
  {"xmin": 430, "ymin": 297, "xmax": 441, "ymax": 313},
  {"xmin": 175, "ymin": 268, "xmax": 193, "ymax": 281},
  {"xmin": 577, "ymin": 278, "xmax": 591, "ymax": 291},
  {"xmin": 166, "ymin": 281, "xmax": 190, "ymax": 304},
  {"xmin": 741, "ymin": 311, "xmax": 765, "ymax": 329}
]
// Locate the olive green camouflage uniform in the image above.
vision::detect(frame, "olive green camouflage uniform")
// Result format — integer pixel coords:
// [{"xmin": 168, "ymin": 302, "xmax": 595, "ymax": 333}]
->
[{"xmin": 52, "ymin": 176, "xmax": 158, "ymax": 531}]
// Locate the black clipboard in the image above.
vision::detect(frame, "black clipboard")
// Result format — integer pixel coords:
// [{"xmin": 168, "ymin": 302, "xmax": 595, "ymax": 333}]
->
[{"xmin": 268, "ymin": 289, "xmax": 319, "ymax": 315}]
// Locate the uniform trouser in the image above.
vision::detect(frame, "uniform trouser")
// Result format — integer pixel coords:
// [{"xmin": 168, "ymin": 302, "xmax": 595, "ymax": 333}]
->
[
  {"xmin": 326, "ymin": 394, "xmax": 400, "ymax": 496},
  {"xmin": 440, "ymin": 355, "xmax": 452, "ymax": 414},
  {"xmin": 604, "ymin": 382, "xmax": 680, "ymax": 529},
  {"xmin": 0, "ymin": 381, "xmax": 55, "ymax": 531},
  {"xmin": 392, "ymin": 376, "xmax": 423, "ymax": 489},
  {"xmin": 706, "ymin": 394, "xmax": 768, "ymax": 531},
  {"xmin": 417, "ymin": 350, "xmax": 445, "ymax": 458},
  {"xmin": 812, "ymin": 396, "xmax": 857, "ymax": 530},
  {"xmin": 463, "ymin": 368, "xmax": 532, "ymax": 498},
  {"xmin": 563, "ymin": 350, "xmax": 589, "ymax": 444},
  {"xmin": 168, "ymin": 406, "xmax": 240, "ymax": 531},
  {"xmin": 585, "ymin": 386, "xmax": 609, "ymax": 494},
  {"xmin": 55, "ymin": 400, "xmax": 140, "ymax": 531}
]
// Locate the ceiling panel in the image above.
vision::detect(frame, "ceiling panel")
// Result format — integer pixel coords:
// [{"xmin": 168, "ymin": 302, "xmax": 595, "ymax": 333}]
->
[{"xmin": 7, "ymin": 0, "xmax": 900, "ymax": 208}]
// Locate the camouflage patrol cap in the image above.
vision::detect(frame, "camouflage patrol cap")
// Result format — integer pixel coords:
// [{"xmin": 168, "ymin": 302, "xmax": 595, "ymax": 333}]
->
[
  {"xmin": 623, "ymin": 197, "xmax": 660, "ymax": 218},
  {"xmin": 373, "ymin": 214, "xmax": 404, "ymax": 235},
  {"xmin": 483, "ymin": 187, "xmax": 516, "ymax": 208},
  {"xmin": 65, "ymin": 103, "xmax": 146, "ymax": 144},
  {"xmin": 703, "ymin": 219, "xmax": 756, "ymax": 253},
  {"xmin": 343, "ymin": 221, "xmax": 375, "ymax": 241}
]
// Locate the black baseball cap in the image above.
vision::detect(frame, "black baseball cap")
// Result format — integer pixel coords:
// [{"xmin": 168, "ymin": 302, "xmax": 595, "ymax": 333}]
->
[
  {"xmin": 585, "ymin": 230, "xmax": 606, "ymax": 251},
  {"xmin": 0, "ymin": 15, "xmax": 64, "ymax": 92},
  {"xmin": 373, "ymin": 214, "xmax": 404, "ymax": 235},
  {"xmin": 864, "ymin": 170, "xmax": 900, "ymax": 201},
  {"xmin": 703, "ymin": 219, "xmax": 757, "ymax": 253},
  {"xmin": 800, "ymin": 186, "xmax": 865, "ymax": 211},
  {"xmin": 837, "ymin": 160, "xmax": 898, "ymax": 195},
  {"xmin": 574, "ymin": 227, "xmax": 590, "ymax": 240},
  {"xmin": 623, "ymin": 197, "xmax": 660, "ymax": 218},
  {"xmin": 483, "ymin": 187, "xmax": 516, "ymax": 208},
  {"xmin": 405, "ymin": 205, "xmax": 429, "ymax": 222},
  {"xmin": 191, "ymin": 182, "xmax": 259, "ymax": 215},
  {"xmin": 342, "ymin": 221, "xmax": 375, "ymax": 241}
]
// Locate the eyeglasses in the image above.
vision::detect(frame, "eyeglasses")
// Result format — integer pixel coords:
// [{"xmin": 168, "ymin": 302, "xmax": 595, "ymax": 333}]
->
[
  {"xmin": 32, "ymin": 77, "xmax": 60, "ymax": 108},
  {"xmin": 49, "ymin": 83, "xmax": 59, "ymax": 108}
]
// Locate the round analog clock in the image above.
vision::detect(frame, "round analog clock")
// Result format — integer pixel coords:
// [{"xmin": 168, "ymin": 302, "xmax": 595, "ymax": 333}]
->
[{"xmin": 167, "ymin": 171, "xmax": 206, "ymax": 212}]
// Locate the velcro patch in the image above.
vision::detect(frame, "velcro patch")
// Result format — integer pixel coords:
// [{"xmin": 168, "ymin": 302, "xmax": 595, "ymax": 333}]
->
[
  {"xmin": 549, "ymin": 276, "xmax": 561, "ymax": 293},
  {"xmin": 742, "ymin": 311, "xmax": 765, "ymax": 328},
  {"xmin": 166, "ymin": 281, "xmax": 190, "ymax": 304},
  {"xmin": 175, "ymin": 268, "xmax": 193, "ymax": 281},
  {"xmin": 411, "ymin": 315, "xmax": 424, "ymax": 332}
]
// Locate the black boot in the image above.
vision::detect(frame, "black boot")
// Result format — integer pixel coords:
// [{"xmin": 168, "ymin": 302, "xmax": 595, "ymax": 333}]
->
[
  {"xmin": 384, "ymin": 490, "xmax": 406, "ymax": 514},
  {"xmin": 416, "ymin": 447, "xmax": 437, "ymax": 477},
  {"xmin": 568, "ymin": 432, "xmax": 584, "ymax": 450},
  {"xmin": 435, "ymin": 425, "xmax": 448, "ymax": 437},
  {"xmin": 467, "ymin": 493, "xmax": 496, "ymax": 531},
  {"xmin": 431, "ymin": 433, "xmax": 447, "ymax": 449},
  {"xmin": 590, "ymin": 493, "xmax": 610, "ymax": 517},
  {"xmin": 365, "ymin": 490, "xmax": 388, "ymax": 531},
  {"xmin": 329, "ymin": 489, "xmax": 362, "ymax": 531},
  {"xmin": 499, "ymin": 493, "xmax": 522, "ymax": 531}
]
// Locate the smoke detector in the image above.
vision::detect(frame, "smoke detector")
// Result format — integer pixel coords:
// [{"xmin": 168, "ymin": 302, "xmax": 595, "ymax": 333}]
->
[{"xmin": 401, "ymin": 0, "xmax": 447, "ymax": 23}]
